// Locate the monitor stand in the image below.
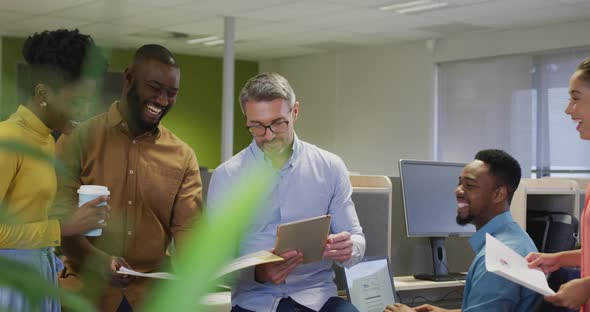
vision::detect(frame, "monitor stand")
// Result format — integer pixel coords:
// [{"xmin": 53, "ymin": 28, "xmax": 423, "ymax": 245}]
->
[{"xmin": 413, "ymin": 237, "xmax": 467, "ymax": 282}]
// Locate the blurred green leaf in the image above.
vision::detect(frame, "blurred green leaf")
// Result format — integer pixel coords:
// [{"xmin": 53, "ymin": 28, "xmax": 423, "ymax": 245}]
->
[
  {"xmin": 145, "ymin": 165, "xmax": 275, "ymax": 311},
  {"xmin": 0, "ymin": 140, "xmax": 65, "ymax": 174},
  {"xmin": 0, "ymin": 256, "xmax": 94, "ymax": 311}
]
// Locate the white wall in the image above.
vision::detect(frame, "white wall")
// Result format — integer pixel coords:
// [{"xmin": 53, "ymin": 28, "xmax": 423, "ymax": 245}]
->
[
  {"xmin": 260, "ymin": 20, "xmax": 590, "ymax": 176},
  {"xmin": 437, "ymin": 55, "xmax": 534, "ymax": 178}
]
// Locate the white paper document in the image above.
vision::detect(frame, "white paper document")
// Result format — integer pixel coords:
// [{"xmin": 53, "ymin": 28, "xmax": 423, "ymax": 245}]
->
[
  {"xmin": 116, "ymin": 250, "xmax": 283, "ymax": 281},
  {"xmin": 215, "ymin": 250, "xmax": 283, "ymax": 279},
  {"xmin": 485, "ymin": 233, "xmax": 555, "ymax": 296},
  {"xmin": 117, "ymin": 266, "xmax": 177, "ymax": 280}
]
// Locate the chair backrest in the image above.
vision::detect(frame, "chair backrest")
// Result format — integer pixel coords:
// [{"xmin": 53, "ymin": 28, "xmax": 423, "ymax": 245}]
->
[
  {"xmin": 349, "ymin": 175, "xmax": 392, "ymax": 260},
  {"xmin": 334, "ymin": 175, "xmax": 393, "ymax": 291}
]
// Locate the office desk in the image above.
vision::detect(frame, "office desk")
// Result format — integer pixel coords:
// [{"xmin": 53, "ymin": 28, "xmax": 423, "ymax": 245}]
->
[
  {"xmin": 201, "ymin": 276, "xmax": 464, "ymax": 311},
  {"xmin": 395, "ymin": 275, "xmax": 464, "ymax": 291},
  {"xmin": 395, "ymin": 275, "xmax": 464, "ymax": 308}
]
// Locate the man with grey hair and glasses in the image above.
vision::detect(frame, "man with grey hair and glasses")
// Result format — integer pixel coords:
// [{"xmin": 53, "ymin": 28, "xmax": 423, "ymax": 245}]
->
[{"xmin": 207, "ymin": 73, "xmax": 365, "ymax": 312}]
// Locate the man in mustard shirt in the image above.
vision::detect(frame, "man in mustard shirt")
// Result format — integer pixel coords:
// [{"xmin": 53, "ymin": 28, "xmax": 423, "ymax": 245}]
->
[{"xmin": 52, "ymin": 44, "xmax": 202, "ymax": 311}]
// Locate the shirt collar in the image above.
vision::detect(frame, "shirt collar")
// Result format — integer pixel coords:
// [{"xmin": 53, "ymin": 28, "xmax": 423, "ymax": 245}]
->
[
  {"xmin": 468, "ymin": 211, "xmax": 513, "ymax": 253},
  {"xmin": 249, "ymin": 133, "xmax": 302, "ymax": 169},
  {"xmin": 107, "ymin": 101, "xmax": 161, "ymax": 138},
  {"xmin": 106, "ymin": 101, "xmax": 124, "ymax": 128},
  {"xmin": 15, "ymin": 105, "xmax": 52, "ymax": 137}
]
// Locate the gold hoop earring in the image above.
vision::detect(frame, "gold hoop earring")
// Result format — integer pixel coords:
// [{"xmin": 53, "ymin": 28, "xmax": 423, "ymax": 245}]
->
[{"xmin": 40, "ymin": 101, "xmax": 47, "ymax": 108}]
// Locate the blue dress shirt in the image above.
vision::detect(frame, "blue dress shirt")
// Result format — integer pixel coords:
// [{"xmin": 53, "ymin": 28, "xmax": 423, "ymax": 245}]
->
[
  {"xmin": 207, "ymin": 135, "xmax": 365, "ymax": 312},
  {"xmin": 462, "ymin": 211, "xmax": 540, "ymax": 311}
]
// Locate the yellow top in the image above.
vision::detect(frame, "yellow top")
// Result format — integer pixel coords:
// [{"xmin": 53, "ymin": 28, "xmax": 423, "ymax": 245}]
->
[{"xmin": 0, "ymin": 105, "xmax": 60, "ymax": 248}]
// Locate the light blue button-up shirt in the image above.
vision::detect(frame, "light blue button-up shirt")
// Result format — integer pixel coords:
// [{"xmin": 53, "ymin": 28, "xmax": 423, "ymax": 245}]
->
[
  {"xmin": 207, "ymin": 135, "xmax": 365, "ymax": 312},
  {"xmin": 462, "ymin": 211, "xmax": 540, "ymax": 311}
]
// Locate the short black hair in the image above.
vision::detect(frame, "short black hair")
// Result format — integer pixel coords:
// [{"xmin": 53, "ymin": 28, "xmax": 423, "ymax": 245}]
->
[
  {"xmin": 132, "ymin": 44, "xmax": 178, "ymax": 67},
  {"xmin": 22, "ymin": 28, "xmax": 107, "ymax": 92},
  {"xmin": 475, "ymin": 149, "xmax": 521, "ymax": 204}
]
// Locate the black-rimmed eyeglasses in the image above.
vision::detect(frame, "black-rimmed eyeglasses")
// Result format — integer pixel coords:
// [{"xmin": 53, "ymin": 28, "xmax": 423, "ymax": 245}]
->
[{"xmin": 247, "ymin": 120, "xmax": 290, "ymax": 137}]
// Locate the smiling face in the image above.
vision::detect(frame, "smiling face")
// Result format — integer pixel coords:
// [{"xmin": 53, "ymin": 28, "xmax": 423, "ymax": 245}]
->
[
  {"xmin": 42, "ymin": 79, "xmax": 97, "ymax": 134},
  {"xmin": 455, "ymin": 160, "xmax": 501, "ymax": 229},
  {"xmin": 565, "ymin": 70, "xmax": 590, "ymax": 140},
  {"xmin": 124, "ymin": 59, "xmax": 180, "ymax": 133}
]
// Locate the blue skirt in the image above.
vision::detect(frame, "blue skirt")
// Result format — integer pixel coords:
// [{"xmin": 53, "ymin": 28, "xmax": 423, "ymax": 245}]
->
[{"xmin": 0, "ymin": 248, "xmax": 64, "ymax": 312}]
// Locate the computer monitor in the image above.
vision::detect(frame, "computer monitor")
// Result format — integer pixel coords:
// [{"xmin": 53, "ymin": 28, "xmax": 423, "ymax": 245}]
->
[{"xmin": 399, "ymin": 159, "xmax": 476, "ymax": 281}]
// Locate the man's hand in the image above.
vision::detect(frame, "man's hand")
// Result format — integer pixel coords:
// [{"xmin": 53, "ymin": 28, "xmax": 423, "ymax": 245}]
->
[
  {"xmin": 525, "ymin": 252, "xmax": 562, "ymax": 274},
  {"xmin": 105, "ymin": 256, "xmax": 135, "ymax": 288},
  {"xmin": 255, "ymin": 249, "xmax": 303, "ymax": 284},
  {"xmin": 384, "ymin": 303, "xmax": 453, "ymax": 312},
  {"xmin": 323, "ymin": 231, "xmax": 353, "ymax": 262},
  {"xmin": 545, "ymin": 277, "xmax": 590, "ymax": 310},
  {"xmin": 383, "ymin": 303, "xmax": 415, "ymax": 312},
  {"xmin": 412, "ymin": 304, "xmax": 454, "ymax": 312}
]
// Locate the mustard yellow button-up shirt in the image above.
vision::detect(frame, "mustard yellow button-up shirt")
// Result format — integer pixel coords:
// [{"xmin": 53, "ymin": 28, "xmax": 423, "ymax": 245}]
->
[
  {"xmin": 0, "ymin": 105, "xmax": 61, "ymax": 249},
  {"xmin": 53, "ymin": 102, "xmax": 202, "ymax": 311}
]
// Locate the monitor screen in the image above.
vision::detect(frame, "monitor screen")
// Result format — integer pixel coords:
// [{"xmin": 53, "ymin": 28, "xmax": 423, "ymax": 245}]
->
[{"xmin": 399, "ymin": 159, "xmax": 476, "ymax": 237}]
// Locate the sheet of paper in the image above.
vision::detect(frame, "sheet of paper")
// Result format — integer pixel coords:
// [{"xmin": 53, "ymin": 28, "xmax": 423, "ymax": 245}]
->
[
  {"xmin": 485, "ymin": 233, "xmax": 555, "ymax": 296},
  {"xmin": 200, "ymin": 291, "xmax": 231, "ymax": 305},
  {"xmin": 117, "ymin": 266, "xmax": 177, "ymax": 280},
  {"xmin": 215, "ymin": 250, "xmax": 283, "ymax": 279}
]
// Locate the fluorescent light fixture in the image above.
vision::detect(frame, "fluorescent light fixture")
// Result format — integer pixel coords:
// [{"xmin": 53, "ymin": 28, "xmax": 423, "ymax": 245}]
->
[
  {"xmin": 203, "ymin": 39, "xmax": 224, "ymax": 46},
  {"xmin": 396, "ymin": 2, "xmax": 448, "ymax": 13},
  {"xmin": 379, "ymin": 0, "xmax": 431, "ymax": 11},
  {"xmin": 186, "ymin": 36, "xmax": 218, "ymax": 44}
]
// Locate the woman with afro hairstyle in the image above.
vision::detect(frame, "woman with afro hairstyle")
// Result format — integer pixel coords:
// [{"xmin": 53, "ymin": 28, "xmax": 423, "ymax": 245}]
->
[{"xmin": 0, "ymin": 29, "xmax": 109, "ymax": 311}]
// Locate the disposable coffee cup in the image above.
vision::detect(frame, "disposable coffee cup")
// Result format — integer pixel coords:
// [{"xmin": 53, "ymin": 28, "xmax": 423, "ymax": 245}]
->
[{"xmin": 77, "ymin": 185, "xmax": 110, "ymax": 236}]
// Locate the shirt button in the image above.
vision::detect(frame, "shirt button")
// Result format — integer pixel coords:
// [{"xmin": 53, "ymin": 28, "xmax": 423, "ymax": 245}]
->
[
  {"xmin": 128, "ymin": 201, "xmax": 132, "ymax": 205},
  {"xmin": 129, "ymin": 170, "xmax": 134, "ymax": 175},
  {"xmin": 127, "ymin": 231, "xmax": 133, "ymax": 236}
]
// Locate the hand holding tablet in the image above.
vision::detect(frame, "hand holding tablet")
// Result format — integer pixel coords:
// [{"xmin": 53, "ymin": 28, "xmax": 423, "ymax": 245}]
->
[
  {"xmin": 274, "ymin": 215, "xmax": 332, "ymax": 264},
  {"xmin": 255, "ymin": 215, "xmax": 332, "ymax": 284}
]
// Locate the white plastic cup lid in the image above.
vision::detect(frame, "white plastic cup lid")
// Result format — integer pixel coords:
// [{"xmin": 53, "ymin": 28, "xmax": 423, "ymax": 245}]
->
[{"xmin": 77, "ymin": 185, "xmax": 110, "ymax": 196}]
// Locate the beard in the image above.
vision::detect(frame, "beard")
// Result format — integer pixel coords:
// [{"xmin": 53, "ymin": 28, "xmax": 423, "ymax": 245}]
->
[
  {"xmin": 456, "ymin": 213, "xmax": 474, "ymax": 226},
  {"xmin": 126, "ymin": 83, "xmax": 164, "ymax": 133}
]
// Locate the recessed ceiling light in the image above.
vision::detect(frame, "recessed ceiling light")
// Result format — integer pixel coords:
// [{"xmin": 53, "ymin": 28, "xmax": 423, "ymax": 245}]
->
[
  {"xmin": 203, "ymin": 39, "xmax": 225, "ymax": 46},
  {"xmin": 397, "ymin": 2, "xmax": 448, "ymax": 14},
  {"xmin": 186, "ymin": 36, "xmax": 218, "ymax": 44},
  {"xmin": 379, "ymin": 0, "xmax": 432, "ymax": 11}
]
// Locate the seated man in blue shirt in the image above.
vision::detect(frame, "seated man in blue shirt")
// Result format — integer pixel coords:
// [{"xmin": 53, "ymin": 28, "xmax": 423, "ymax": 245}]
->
[
  {"xmin": 385, "ymin": 149, "xmax": 540, "ymax": 312},
  {"xmin": 207, "ymin": 73, "xmax": 365, "ymax": 312}
]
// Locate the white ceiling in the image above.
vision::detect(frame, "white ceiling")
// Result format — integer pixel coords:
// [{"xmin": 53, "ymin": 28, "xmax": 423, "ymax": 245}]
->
[{"xmin": 1, "ymin": 0, "xmax": 590, "ymax": 60}]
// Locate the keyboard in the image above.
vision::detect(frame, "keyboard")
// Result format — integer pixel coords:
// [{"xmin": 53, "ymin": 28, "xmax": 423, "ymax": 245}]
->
[{"xmin": 414, "ymin": 273, "xmax": 467, "ymax": 282}]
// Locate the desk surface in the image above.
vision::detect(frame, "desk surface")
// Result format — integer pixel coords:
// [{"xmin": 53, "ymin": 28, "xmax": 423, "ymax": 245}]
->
[
  {"xmin": 202, "ymin": 275, "xmax": 465, "ymax": 309},
  {"xmin": 394, "ymin": 275, "xmax": 465, "ymax": 291}
]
